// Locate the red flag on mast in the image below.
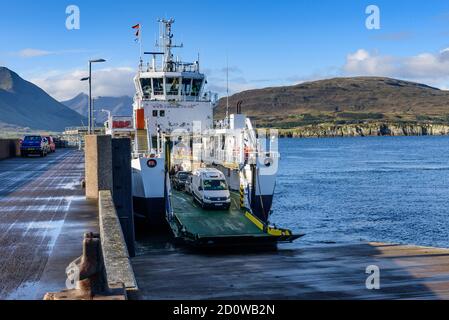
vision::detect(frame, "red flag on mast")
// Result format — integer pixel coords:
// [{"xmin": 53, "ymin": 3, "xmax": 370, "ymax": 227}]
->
[{"xmin": 132, "ymin": 24, "xmax": 141, "ymax": 42}]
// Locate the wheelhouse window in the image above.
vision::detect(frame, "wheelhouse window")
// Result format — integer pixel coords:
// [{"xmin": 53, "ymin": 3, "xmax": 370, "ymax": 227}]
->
[
  {"xmin": 152, "ymin": 110, "xmax": 158, "ymax": 117},
  {"xmin": 182, "ymin": 78, "xmax": 192, "ymax": 96},
  {"xmin": 153, "ymin": 78, "xmax": 164, "ymax": 95},
  {"xmin": 140, "ymin": 78, "xmax": 152, "ymax": 98},
  {"xmin": 166, "ymin": 77, "xmax": 180, "ymax": 96},
  {"xmin": 191, "ymin": 79, "xmax": 203, "ymax": 97}
]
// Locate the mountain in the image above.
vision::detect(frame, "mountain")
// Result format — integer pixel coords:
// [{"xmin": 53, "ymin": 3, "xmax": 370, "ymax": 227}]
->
[
  {"xmin": 214, "ymin": 77, "xmax": 449, "ymax": 132},
  {"xmin": 0, "ymin": 67, "xmax": 87, "ymax": 132},
  {"xmin": 62, "ymin": 93, "xmax": 133, "ymax": 124}
]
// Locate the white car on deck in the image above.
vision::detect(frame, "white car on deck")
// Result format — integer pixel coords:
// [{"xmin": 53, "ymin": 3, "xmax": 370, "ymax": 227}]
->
[{"xmin": 191, "ymin": 168, "xmax": 231, "ymax": 210}]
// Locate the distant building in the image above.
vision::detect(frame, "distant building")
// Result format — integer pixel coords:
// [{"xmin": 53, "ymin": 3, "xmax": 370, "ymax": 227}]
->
[{"xmin": 63, "ymin": 126, "xmax": 105, "ymax": 148}]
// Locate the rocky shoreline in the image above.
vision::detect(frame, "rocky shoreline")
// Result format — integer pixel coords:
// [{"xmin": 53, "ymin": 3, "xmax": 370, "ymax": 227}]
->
[{"xmin": 278, "ymin": 122, "xmax": 449, "ymax": 138}]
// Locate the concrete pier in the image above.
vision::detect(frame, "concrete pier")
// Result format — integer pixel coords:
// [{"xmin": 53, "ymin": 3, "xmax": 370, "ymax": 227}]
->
[
  {"xmin": 131, "ymin": 240, "xmax": 449, "ymax": 300},
  {"xmin": 85, "ymin": 135, "xmax": 112, "ymax": 200},
  {"xmin": 99, "ymin": 190, "xmax": 137, "ymax": 293},
  {"xmin": 0, "ymin": 139, "xmax": 20, "ymax": 160},
  {"xmin": 0, "ymin": 150, "xmax": 98, "ymax": 299},
  {"xmin": 85, "ymin": 136, "xmax": 135, "ymax": 256},
  {"xmin": 111, "ymin": 138, "xmax": 135, "ymax": 257}
]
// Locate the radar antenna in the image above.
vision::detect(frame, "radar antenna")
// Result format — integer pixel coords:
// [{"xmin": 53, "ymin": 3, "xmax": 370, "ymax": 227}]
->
[{"xmin": 156, "ymin": 18, "xmax": 184, "ymax": 72}]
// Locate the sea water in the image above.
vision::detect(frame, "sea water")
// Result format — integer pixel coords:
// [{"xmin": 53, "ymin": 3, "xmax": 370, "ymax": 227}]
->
[{"xmin": 271, "ymin": 136, "xmax": 449, "ymax": 248}]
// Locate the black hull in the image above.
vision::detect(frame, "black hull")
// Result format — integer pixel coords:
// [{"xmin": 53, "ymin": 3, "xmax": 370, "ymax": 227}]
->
[
  {"xmin": 133, "ymin": 196, "xmax": 167, "ymax": 228},
  {"xmin": 251, "ymin": 194, "xmax": 274, "ymax": 222}
]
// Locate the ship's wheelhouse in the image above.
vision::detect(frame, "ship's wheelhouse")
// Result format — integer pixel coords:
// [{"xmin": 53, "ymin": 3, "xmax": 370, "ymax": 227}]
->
[{"xmin": 137, "ymin": 72, "xmax": 206, "ymax": 102}]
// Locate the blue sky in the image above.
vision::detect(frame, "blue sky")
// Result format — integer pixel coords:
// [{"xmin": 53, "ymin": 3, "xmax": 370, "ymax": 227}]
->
[{"xmin": 2, "ymin": 0, "xmax": 449, "ymax": 100}]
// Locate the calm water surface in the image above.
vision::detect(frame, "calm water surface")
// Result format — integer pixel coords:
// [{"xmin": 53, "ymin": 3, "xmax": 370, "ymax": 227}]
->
[{"xmin": 270, "ymin": 136, "xmax": 449, "ymax": 248}]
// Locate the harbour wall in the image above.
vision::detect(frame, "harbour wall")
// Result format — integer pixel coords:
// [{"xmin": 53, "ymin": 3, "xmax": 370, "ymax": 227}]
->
[
  {"xmin": 98, "ymin": 190, "xmax": 138, "ymax": 294},
  {"xmin": 0, "ymin": 139, "xmax": 20, "ymax": 160},
  {"xmin": 84, "ymin": 135, "xmax": 135, "ymax": 256}
]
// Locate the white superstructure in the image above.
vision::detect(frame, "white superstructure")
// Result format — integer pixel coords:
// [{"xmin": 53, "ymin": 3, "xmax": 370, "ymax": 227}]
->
[
  {"xmin": 126, "ymin": 18, "xmax": 279, "ymax": 226},
  {"xmin": 134, "ymin": 18, "xmax": 216, "ymax": 137}
]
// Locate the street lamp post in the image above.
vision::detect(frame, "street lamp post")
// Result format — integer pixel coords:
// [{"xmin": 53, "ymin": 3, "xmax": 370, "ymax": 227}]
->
[
  {"xmin": 92, "ymin": 97, "xmax": 95, "ymax": 132},
  {"xmin": 81, "ymin": 59, "xmax": 106, "ymax": 135}
]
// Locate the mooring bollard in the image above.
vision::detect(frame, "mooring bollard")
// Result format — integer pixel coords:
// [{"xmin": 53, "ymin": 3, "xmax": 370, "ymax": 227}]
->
[
  {"xmin": 75, "ymin": 232, "xmax": 102, "ymax": 296},
  {"xmin": 44, "ymin": 232, "xmax": 104, "ymax": 300}
]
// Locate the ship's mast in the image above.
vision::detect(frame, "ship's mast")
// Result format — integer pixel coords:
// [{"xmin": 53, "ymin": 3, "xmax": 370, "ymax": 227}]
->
[
  {"xmin": 156, "ymin": 18, "xmax": 183, "ymax": 72},
  {"xmin": 226, "ymin": 56, "xmax": 229, "ymax": 121}
]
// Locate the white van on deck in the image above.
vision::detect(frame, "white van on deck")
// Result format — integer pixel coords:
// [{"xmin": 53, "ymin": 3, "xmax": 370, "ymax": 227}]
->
[{"xmin": 191, "ymin": 168, "xmax": 231, "ymax": 210}]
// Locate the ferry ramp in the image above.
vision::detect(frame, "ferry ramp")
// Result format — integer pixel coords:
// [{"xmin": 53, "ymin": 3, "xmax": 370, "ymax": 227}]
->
[{"xmin": 168, "ymin": 191, "xmax": 298, "ymax": 246}]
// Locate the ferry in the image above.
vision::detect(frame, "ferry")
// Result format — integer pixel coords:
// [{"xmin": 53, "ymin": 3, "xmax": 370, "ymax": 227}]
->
[{"xmin": 107, "ymin": 18, "xmax": 301, "ymax": 246}]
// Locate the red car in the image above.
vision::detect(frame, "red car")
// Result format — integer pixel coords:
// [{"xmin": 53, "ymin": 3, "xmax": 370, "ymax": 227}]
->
[{"xmin": 45, "ymin": 136, "xmax": 56, "ymax": 153}]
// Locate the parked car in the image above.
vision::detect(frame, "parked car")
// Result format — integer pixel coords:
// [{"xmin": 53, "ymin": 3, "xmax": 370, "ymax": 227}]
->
[
  {"xmin": 20, "ymin": 135, "xmax": 48, "ymax": 157},
  {"xmin": 191, "ymin": 168, "xmax": 231, "ymax": 210},
  {"xmin": 53, "ymin": 137, "xmax": 67, "ymax": 148},
  {"xmin": 42, "ymin": 138, "xmax": 50, "ymax": 154},
  {"xmin": 185, "ymin": 174, "xmax": 193, "ymax": 194},
  {"xmin": 172, "ymin": 171, "xmax": 190, "ymax": 191},
  {"xmin": 45, "ymin": 136, "xmax": 56, "ymax": 153}
]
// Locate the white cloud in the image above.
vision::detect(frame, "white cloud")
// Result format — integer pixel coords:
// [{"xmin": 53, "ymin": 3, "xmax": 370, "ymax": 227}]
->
[
  {"xmin": 344, "ymin": 49, "xmax": 397, "ymax": 76},
  {"xmin": 30, "ymin": 67, "xmax": 135, "ymax": 101},
  {"xmin": 27, "ymin": 47, "xmax": 449, "ymax": 102},
  {"xmin": 343, "ymin": 48, "xmax": 449, "ymax": 87},
  {"xmin": 15, "ymin": 48, "xmax": 89, "ymax": 58},
  {"xmin": 29, "ymin": 65, "xmax": 252, "ymax": 101},
  {"xmin": 18, "ymin": 49, "xmax": 53, "ymax": 58}
]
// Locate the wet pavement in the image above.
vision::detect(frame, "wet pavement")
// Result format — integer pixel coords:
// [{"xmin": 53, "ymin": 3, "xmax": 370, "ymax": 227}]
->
[
  {"xmin": 132, "ymin": 236, "xmax": 449, "ymax": 300},
  {"xmin": 0, "ymin": 150, "xmax": 98, "ymax": 299}
]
